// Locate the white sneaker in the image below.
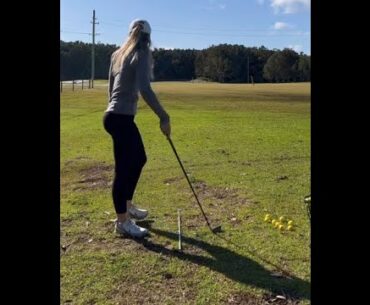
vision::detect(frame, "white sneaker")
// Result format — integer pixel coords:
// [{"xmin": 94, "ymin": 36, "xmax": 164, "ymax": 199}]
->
[
  {"xmin": 114, "ymin": 219, "xmax": 148, "ymax": 238},
  {"xmin": 128, "ymin": 204, "xmax": 148, "ymax": 220}
]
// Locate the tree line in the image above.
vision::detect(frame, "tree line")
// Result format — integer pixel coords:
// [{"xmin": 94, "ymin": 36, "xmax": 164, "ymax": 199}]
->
[{"xmin": 60, "ymin": 40, "xmax": 310, "ymax": 83}]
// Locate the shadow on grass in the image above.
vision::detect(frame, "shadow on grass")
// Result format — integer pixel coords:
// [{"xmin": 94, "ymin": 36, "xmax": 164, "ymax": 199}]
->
[{"xmin": 136, "ymin": 225, "xmax": 310, "ymax": 302}]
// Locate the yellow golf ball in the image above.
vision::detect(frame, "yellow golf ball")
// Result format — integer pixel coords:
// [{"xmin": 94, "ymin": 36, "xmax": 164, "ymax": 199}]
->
[
  {"xmin": 288, "ymin": 220, "xmax": 293, "ymax": 226},
  {"xmin": 279, "ymin": 216, "xmax": 285, "ymax": 222},
  {"xmin": 264, "ymin": 216, "xmax": 270, "ymax": 222},
  {"xmin": 278, "ymin": 224, "xmax": 284, "ymax": 230},
  {"xmin": 272, "ymin": 219, "xmax": 276, "ymax": 225},
  {"xmin": 275, "ymin": 222, "xmax": 280, "ymax": 228},
  {"xmin": 265, "ymin": 214, "xmax": 271, "ymax": 218},
  {"xmin": 287, "ymin": 225, "xmax": 293, "ymax": 231}
]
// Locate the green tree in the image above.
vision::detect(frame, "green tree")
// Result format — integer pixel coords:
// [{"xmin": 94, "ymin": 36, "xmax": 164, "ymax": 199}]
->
[{"xmin": 263, "ymin": 49, "xmax": 300, "ymax": 82}]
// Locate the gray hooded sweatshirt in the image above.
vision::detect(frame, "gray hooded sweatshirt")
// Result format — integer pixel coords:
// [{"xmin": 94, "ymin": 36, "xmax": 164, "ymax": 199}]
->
[{"xmin": 105, "ymin": 48, "xmax": 169, "ymax": 123}]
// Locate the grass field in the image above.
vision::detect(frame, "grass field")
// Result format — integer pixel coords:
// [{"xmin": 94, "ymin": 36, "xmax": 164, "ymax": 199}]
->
[{"xmin": 61, "ymin": 81, "xmax": 310, "ymax": 305}]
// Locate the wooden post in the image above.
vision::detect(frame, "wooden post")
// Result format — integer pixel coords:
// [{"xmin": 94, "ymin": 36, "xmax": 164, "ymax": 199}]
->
[
  {"xmin": 72, "ymin": 80, "xmax": 74, "ymax": 91},
  {"xmin": 82, "ymin": 80, "xmax": 84, "ymax": 90},
  {"xmin": 60, "ymin": 81, "xmax": 63, "ymax": 92}
]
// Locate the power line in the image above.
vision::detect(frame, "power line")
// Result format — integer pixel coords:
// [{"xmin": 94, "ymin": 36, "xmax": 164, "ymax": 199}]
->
[
  {"xmin": 153, "ymin": 29, "xmax": 309, "ymax": 37},
  {"xmin": 98, "ymin": 19, "xmax": 309, "ymax": 34},
  {"xmin": 61, "ymin": 28, "xmax": 308, "ymax": 38},
  {"xmin": 152, "ymin": 24, "xmax": 308, "ymax": 33},
  {"xmin": 97, "ymin": 20, "xmax": 309, "ymax": 37},
  {"xmin": 61, "ymin": 30, "xmax": 90, "ymax": 35},
  {"xmin": 99, "ymin": 21, "xmax": 125, "ymax": 27}
]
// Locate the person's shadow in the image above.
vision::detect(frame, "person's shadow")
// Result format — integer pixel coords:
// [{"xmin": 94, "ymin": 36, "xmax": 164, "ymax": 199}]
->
[{"xmin": 135, "ymin": 222, "xmax": 310, "ymax": 302}]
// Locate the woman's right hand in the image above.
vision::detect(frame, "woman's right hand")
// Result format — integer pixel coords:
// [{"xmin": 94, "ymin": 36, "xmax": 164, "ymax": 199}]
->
[{"xmin": 160, "ymin": 121, "xmax": 171, "ymax": 138}]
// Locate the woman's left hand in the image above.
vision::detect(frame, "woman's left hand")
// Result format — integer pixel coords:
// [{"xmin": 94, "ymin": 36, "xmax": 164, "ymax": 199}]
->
[{"xmin": 160, "ymin": 121, "xmax": 171, "ymax": 138}]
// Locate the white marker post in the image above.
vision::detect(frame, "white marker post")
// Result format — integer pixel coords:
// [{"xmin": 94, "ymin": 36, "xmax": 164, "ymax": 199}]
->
[{"xmin": 177, "ymin": 209, "xmax": 182, "ymax": 251}]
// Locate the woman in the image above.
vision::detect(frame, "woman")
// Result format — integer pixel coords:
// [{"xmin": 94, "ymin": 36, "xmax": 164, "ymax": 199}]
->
[{"xmin": 103, "ymin": 19, "xmax": 171, "ymax": 238}]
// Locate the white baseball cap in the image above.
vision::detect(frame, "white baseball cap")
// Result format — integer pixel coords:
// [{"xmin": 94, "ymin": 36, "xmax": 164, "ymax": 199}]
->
[{"xmin": 129, "ymin": 19, "xmax": 151, "ymax": 35}]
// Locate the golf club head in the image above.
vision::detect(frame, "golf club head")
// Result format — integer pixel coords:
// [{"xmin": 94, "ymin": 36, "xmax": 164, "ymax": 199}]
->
[{"xmin": 212, "ymin": 225, "xmax": 222, "ymax": 233}]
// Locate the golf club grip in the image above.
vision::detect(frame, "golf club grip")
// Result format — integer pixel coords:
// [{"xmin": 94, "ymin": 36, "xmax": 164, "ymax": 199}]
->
[{"xmin": 167, "ymin": 137, "xmax": 212, "ymax": 228}]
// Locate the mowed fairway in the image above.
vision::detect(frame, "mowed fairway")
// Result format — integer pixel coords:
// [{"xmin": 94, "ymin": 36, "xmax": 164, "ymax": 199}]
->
[{"xmin": 61, "ymin": 81, "xmax": 310, "ymax": 305}]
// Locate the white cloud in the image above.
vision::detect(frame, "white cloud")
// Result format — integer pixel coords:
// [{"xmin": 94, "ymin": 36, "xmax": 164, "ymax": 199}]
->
[
  {"xmin": 288, "ymin": 44, "xmax": 303, "ymax": 53},
  {"xmin": 271, "ymin": 0, "xmax": 310, "ymax": 14},
  {"xmin": 273, "ymin": 22, "xmax": 292, "ymax": 30},
  {"xmin": 203, "ymin": 1, "xmax": 226, "ymax": 10}
]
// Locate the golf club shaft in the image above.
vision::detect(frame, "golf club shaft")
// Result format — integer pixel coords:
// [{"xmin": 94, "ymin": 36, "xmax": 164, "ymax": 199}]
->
[{"xmin": 167, "ymin": 137, "xmax": 214, "ymax": 231}]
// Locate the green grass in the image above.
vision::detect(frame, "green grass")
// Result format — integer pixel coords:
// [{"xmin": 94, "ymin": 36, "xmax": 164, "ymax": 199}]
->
[{"xmin": 61, "ymin": 81, "xmax": 310, "ymax": 304}]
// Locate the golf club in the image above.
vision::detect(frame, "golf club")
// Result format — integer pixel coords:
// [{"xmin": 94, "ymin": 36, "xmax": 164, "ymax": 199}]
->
[{"xmin": 167, "ymin": 136, "xmax": 222, "ymax": 234}]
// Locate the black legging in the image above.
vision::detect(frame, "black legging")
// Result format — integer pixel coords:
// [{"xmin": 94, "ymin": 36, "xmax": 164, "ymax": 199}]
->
[{"xmin": 103, "ymin": 112, "xmax": 147, "ymax": 214}]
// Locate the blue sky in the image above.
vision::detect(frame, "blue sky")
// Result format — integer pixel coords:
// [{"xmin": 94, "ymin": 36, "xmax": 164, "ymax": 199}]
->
[{"xmin": 61, "ymin": 0, "xmax": 310, "ymax": 54}]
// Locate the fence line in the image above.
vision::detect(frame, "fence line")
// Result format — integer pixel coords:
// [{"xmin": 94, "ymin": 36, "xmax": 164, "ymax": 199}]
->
[{"xmin": 60, "ymin": 79, "xmax": 98, "ymax": 92}]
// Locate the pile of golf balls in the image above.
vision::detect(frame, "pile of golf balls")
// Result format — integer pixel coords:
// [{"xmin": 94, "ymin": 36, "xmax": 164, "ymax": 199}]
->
[{"xmin": 264, "ymin": 214, "xmax": 294, "ymax": 231}]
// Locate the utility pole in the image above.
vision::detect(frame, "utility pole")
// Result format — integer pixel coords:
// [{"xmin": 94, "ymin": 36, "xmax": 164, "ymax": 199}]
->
[
  {"xmin": 90, "ymin": 9, "xmax": 99, "ymax": 88},
  {"xmin": 247, "ymin": 55, "xmax": 250, "ymax": 84}
]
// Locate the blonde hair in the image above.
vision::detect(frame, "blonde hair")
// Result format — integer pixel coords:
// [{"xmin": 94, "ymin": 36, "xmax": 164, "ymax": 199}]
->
[{"xmin": 111, "ymin": 23, "xmax": 153, "ymax": 76}]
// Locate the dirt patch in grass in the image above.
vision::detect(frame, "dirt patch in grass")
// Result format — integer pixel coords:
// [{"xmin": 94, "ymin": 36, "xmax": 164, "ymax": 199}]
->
[
  {"xmin": 60, "ymin": 232, "xmax": 92, "ymax": 255},
  {"xmin": 276, "ymin": 175, "xmax": 289, "ymax": 181},
  {"xmin": 194, "ymin": 181, "xmax": 244, "ymax": 201},
  {"xmin": 61, "ymin": 226, "xmax": 199, "ymax": 304},
  {"xmin": 226, "ymin": 292, "xmax": 301, "ymax": 304},
  {"xmin": 111, "ymin": 268, "xmax": 198, "ymax": 305},
  {"xmin": 181, "ymin": 181, "xmax": 250, "ymax": 229},
  {"xmin": 60, "ymin": 229, "xmax": 147, "ymax": 255},
  {"xmin": 114, "ymin": 282, "xmax": 197, "ymax": 305},
  {"xmin": 61, "ymin": 218, "xmax": 180, "ymax": 255},
  {"xmin": 163, "ymin": 177, "xmax": 250, "ymax": 207},
  {"xmin": 217, "ymin": 148, "xmax": 231, "ymax": 156},
  {"xmin": 89, "ymin": 236, "xmax": 146, "ymax": 253},
  {"xmin": 62, "ymin": 159, "xmax": 114, "ymax": 192},
  {"xmin": 60, "ymin": 218, "xmax": 74, "ymax": 227},
  {"xmin": 64, "ymin": 156, "xmax": 91, "ymax": 166},
  {"xmin": 163, "ymin": 176, "xmax": 184, "ymax": 184},
  {"xmin": 73, "ymin": 162, "xmax": 114, "ymax": 191}
]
